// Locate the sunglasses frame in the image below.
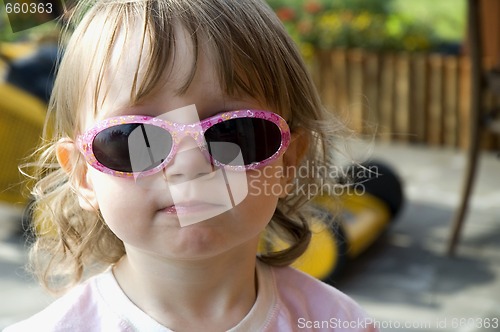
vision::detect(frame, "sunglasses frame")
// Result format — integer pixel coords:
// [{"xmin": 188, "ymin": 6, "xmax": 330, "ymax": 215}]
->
[{"xmin": 76, "ymin": 109, "xmax": 291, "ymax": 178}]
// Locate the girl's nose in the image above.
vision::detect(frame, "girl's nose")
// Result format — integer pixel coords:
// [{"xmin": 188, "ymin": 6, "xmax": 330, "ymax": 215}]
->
[{"xmin": 163, "ymin": 137, "xmax": 213, "ymax": 184}]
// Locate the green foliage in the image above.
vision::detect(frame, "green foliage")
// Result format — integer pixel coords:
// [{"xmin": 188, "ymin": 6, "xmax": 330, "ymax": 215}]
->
[
  {"xmin": 267, "ymin": 0, "xmax": 461, "ymax": 54},
  {"xmin": 0, "ymin": 8, "xmax": 14, "ymax": 42},
  {"xmin": 1, "ymin": 13, "xmax": 59, "ymax": 42}
]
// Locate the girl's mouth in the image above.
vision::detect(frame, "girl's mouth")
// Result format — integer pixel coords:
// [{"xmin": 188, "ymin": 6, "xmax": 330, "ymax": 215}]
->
[
  {"xmin": 161, "ymin": 201, "xmax": 225, "ymax": 215},
  {"xmin": 160, "ymin": 199, "xmax": 233, "ymax": 227}
]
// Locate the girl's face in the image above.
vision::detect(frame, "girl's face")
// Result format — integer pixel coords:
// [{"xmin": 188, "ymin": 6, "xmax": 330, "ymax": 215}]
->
[{"xmin": 73, "ymin": 26, "xmax": 292, "ymax": 261}]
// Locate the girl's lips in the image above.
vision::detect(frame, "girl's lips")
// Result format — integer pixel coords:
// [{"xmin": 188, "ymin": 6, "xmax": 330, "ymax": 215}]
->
[{"xmin": 161, "ymin": 202, "xmax": 224, "ymax": 215}]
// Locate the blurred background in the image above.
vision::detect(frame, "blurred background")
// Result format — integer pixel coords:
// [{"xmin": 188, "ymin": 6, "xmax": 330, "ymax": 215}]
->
[{"xmin": 1, "ymin": 0, "xmax": 499, "ymax": 331}]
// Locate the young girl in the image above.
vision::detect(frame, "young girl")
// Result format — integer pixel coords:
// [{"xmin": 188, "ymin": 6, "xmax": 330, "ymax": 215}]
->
[{"xmin": 6, "ymin": 0, "xmax": 377, "ymax": 331}]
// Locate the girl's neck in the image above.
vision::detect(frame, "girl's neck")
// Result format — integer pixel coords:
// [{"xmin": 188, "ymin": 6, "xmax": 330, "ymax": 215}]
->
[{"xmin": 112, "ymin": 242, "xmax": 259, "ymax": 331}]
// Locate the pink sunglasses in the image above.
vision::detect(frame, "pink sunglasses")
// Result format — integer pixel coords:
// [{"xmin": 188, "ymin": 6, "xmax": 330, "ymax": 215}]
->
[{"xmin": 76, "ymin": 110, "xmax": 291, "ymax": 178}]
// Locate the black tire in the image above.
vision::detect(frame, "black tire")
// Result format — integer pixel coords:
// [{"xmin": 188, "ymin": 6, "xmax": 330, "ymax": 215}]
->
[
  {"xmin": 347, "ymin": 160, "xmax": 405, "ymax": 218},
  {"xmin": 321, "ymin": 217, "xmax": 348, "ymax": 285}
]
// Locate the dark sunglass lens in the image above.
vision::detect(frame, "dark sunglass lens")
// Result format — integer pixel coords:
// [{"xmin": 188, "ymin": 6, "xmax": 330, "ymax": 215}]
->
[
  {"xmin": 93, "ymin": 124, "xmax": 173, "ymax": 173},
  {"xmin": 204, "ymin": 118, "xmax": 282, "ymax": 166}
]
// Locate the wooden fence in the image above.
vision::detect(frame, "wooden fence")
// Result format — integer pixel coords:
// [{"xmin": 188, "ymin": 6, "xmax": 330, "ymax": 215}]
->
[{"xmin": 310, "ymin": 49, "xmax": 500, "ymax": 150}]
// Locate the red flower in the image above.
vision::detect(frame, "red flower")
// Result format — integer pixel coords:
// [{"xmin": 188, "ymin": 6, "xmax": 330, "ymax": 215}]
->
[
  {"xmin": 276, "ymin": 7, "xmax": 296, "ymax": 22},
  {"xmin": 304, "ymin": 1, "xmax": 322, "ymax": 14}
]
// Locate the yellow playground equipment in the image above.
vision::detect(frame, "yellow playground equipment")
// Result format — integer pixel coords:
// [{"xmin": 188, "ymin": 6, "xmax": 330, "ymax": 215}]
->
[
  {"xmin": 0, "ymin": 43, "xmax": 47, "ymax": 205},
  {"xmin": 265, "ymin": 161, "xmax": 404, "ymax": 283}
]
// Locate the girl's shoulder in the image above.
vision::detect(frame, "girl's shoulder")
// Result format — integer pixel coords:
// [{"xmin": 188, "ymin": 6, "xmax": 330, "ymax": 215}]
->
[
  {"xmin": 263, "ymin": 263, "xmax": 378, "ymax": 331},
  {"xmin": 3, "ymin": 269, "xmax": 131, "ymax": 332},
  {"xmin": 270, "ymin": 264, "xmax": 361, "ymax": 309}
]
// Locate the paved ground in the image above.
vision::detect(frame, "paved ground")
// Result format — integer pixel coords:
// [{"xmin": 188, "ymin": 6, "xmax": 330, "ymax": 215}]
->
[
  {"xmin": 1, "ymin": 142, "xmax": 499, "ymax": 331},
  {"xmin": 339, "ymin": 143, "xmax": 500, "ymax": 332}
]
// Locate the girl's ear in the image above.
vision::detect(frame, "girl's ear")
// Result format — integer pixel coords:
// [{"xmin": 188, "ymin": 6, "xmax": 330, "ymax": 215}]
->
[
  {"xmin": 56, "ymin": 140, "xmax": 99, "ymax": 211},
  {"xmin": 279, "ymin": 128, "xmax": 309, "ymax": 197}
]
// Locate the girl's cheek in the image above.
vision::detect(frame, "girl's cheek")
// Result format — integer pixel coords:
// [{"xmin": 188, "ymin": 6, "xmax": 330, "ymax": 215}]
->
[{"xmin": 246, "ymin": 165, "xmax": 285, "ymax": 198}]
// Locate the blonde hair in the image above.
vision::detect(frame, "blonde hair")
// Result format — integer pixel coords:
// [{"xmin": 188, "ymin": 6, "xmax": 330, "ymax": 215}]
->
[{"xmin": 29, "ymin": 0, "xmax": 347, "ymax": 293}]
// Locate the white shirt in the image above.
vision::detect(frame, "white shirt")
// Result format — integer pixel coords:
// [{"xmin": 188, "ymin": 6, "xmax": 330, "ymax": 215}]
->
[{"xmin": 4, "ymin": 261, "xmax": 377, "ymax": 331}]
